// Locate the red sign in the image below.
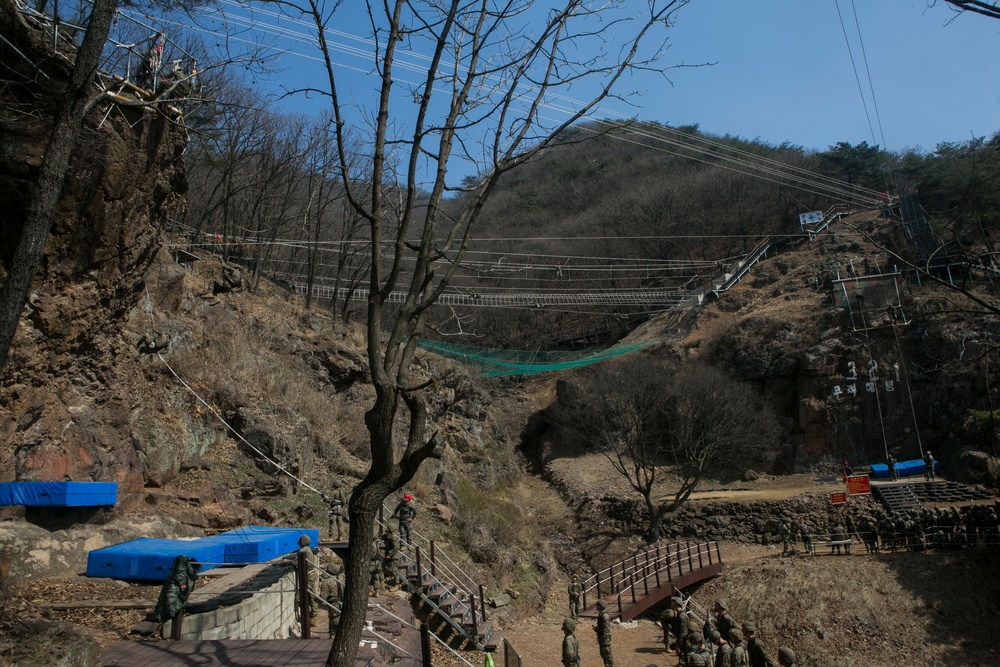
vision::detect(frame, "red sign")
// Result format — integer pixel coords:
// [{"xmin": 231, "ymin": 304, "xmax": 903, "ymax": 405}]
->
[
  {"xmin": 830, "ymin": 492, "xmax": 847, "ymax": 505},
  {"xmin": 846, "ymin": 474, "xmax": 871, "ymax": 496}
]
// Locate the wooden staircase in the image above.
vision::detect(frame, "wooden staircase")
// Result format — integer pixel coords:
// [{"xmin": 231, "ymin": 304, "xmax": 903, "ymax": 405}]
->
[{"xmin": 397, "ymin": 546, "xmax": 499, "ymax": 652}]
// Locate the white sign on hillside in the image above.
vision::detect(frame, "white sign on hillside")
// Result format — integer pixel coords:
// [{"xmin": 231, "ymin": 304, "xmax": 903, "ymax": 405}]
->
[{"xmin": 799, "ymin": 211, "xmax": 824, "ymax": 227}]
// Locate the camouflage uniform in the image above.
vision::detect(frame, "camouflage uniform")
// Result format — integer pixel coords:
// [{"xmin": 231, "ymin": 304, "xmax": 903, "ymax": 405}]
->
[
  {"xmin": 393, "ymin": 496, "xmax": 417, "ymax": 546},
  {"xmin": 381, "ymin": 529, "xmax": 400, "ymax": 588},
  {"xmin": 369, "ymin": 534, "xmax": 384, "ymax": 595},
  {"xmin": 567, "ymin": 575, "xmax": 583, "ymax": 619},
  {"xmin": 778, "ymin": 522, "xmax": 792, "ymax": 555},
  {"xmin": 730, "ymin": 628, "xmax": 749, "ymax": 667},
  {"xmin": 685, "ymin": 633, "xmax": 713, "ymax": 667},
  {"xmin": 743, "ymin": 622, "xmax": 776, "ymax": 667},
  {"xmin": 596, "ymin": 601, "xmax": 614, "ymax": 667},
  {"xmin": 659, "ymin": 607, "xmax": 677, "ymax": 649},
  {"xmin": 327, "ymin": 488, "xmax": 346, "ymax": 540},
  {"xmin": 562, "ymin": 618, "xmax": 581, "ymax": 667}
]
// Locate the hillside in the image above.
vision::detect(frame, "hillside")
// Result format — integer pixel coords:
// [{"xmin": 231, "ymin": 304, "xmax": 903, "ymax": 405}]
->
[{"xmin": 2, "ymin": 7, "xmax": 1000, "ymax": 662}]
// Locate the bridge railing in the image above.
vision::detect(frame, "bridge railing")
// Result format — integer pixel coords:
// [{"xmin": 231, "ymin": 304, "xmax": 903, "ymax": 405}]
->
[{"xmin": 580, "ymin": 540, "xmax": 722, "ymax": 613}]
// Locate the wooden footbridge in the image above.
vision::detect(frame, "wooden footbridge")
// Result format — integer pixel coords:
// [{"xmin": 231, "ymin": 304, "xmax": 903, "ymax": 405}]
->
[{"xmin": 578, "ymin": 540, "xmax": 724, "ymax": 622}]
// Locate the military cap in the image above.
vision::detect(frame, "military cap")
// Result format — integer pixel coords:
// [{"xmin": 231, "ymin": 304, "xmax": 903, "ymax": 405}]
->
[
  {"xmin": 689, "ymin": 632, "xmax": 704, "ymax": 644},
  {"xmin": 714, "ymin": 598, "xmax": 729, "ymax": 611},
  {"xmin": 670, "ymin": 596, "xmax": 683, "ymax": 606},
  {"xmin": 707, "ymin": 629, "xmax": 721, "ymax": 643},
  {"xmin": 778, "ymin": 646, "xmax": 796, "ymax": 664},
  {"xmin": 563, "ymin": 618, "xmax": 576, "ymax": 632},
  {"xmin": 687, "ymin": 620, "xmax": 701, "ymax": 633},
  {"xmin": 742, "ymin": 621, "xmax": 756, "ymax": 634},
  {"xmin": 597, "ymin": 599, "xmax": 608, "ymax": 610},
  {"xmin": 729, "ymin": 628, "xmax": 744, "ymax": 642}
]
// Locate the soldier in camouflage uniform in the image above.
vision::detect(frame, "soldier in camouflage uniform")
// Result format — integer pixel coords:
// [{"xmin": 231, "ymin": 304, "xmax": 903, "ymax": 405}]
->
[
  {"xmin": 595, "ymin": 599, "xmax": 614, "ymax": 667},
  {"xmin": 685, "ymin": 632, "xmax": 713, "ymax": 667},
  {"xmin": 320, "ymin": 565, "xmax": 343, "ymax": 636},
  {"xmin": 711, "ymin": 628, "xmax": 734, "ymax": 667},
  {"xmin": 381, "ymin": 527, "xmax": 400, "ymax": 589},
  {"xmin": 393, "ymin": 494, "xmax": 417, "ymax": 547},
  {"xmin": 777, "ymin": 646, "xmax": 796, "ymax": 666},
  {"xmin": 327, "ymin": 485, "xmax": 347, "ymax": 540},
  {"xmin": 659, "ymin": 604, "xmax": 677, "ymax": 650},
  {"xmin": 369, "ymin": 533, "xmax": 384, "ymax": 595},
  {"xmin": 778, "ymin": 521, "xmax": 792, "ymax": 556},
  {"xmin": 670, "ymin": 596, "xmax": 691, "ymax": 658},
  {"xmin": 567, "ymin": 574, "xmax": 583, "ymax": 620},
  {"xmin": 796, "ymin": 519, "xmax": 813, "ymax": 555},
  {"xmin": 562, "ymin": 617, "xmax": 581, "ymax": 667},
  {"xmin": 743, "ymin": 622, "xmax": 776, "ymax": 667},
  {"xmin": 710, "ymin": 598, "xmax": 738, "ymax": 642},
  {"xmin": 730, "ymin": 628, "xmax": 749, "ymax": 667}
]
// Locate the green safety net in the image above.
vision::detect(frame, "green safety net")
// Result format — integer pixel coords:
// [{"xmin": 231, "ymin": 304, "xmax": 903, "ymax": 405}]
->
[{"xmin": 416, "ymin": 339, "xmax": 654, "ymax": 377}]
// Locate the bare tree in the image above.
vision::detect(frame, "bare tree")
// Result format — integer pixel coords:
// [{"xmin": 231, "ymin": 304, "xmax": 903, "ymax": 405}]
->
[
  {"xmin": 941, "ymin": 1, "xmax": 1000, "ymax": 20},
  {"xmin": 551, "ymin": 356, "xmax": 779, "ymax": 543},
  {"xmin": 256, "ymin": 0, "xmax": 695, "ymax": 664}
]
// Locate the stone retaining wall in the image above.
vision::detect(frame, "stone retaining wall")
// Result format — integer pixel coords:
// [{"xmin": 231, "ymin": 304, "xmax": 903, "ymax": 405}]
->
[{"xmin": 163, "ymin": 564, "xmax": 300, "ymax": 640}]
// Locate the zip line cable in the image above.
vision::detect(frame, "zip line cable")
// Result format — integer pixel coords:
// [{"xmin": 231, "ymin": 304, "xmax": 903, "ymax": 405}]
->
[
  {"xmin": 130, "ymin": 1, "xmax": 887, "ymax": 207},
  {"xmin": 849, "ymin": 0, "xmax": 888, "ymax": 152},
  {"xmin": 833, "ymin": 0, "xmax": 879, "ymax": 151}
]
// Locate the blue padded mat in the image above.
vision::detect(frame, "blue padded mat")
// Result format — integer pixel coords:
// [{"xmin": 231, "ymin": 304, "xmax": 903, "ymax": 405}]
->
[
  {"xmin": 0, "ymin": 482, "xmax": 117, "ymax": 507},
  {"xmin": 202, "ymin": 527, "xmax": 320, "ymax": 564},
  {"xmin": 86, "ymin": 526, "xmax": 319, "ymax": 580},
  {"xmin": 869, "ymin": 458, "xmax": 940, "ymax": 479},
  {"xmin": 86, "ymin": 538, "xmax": 224, "ymax": 580}
]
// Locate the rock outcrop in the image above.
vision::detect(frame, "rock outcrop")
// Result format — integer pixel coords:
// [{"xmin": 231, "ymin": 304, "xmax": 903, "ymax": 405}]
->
[{"xmin": 0, "ymin": 2, "xmax": 188, "ymax": 500}]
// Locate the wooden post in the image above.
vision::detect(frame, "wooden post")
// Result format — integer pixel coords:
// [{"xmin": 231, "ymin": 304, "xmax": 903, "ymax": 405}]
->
[
  {"xmin": 697, "ymin": 543, "xmax": 704, "ymax": 569},
  {"xmin": 420, "ymin": 622, "xmax": 433, "ymax": 667},
  {"xmin": 480, "ymin": 584, "xmax": 487, "ymax": 621},
  {"xmin": 616, "ymin": 591, "xmax": 623, "ymax": 616},
  {"xmin": 630, "ymin": 573, "xmax": 637, "ymax": 603},
  {"xmin": 707, "ymin": 542, "xmax": 714, "ymax": 565},
  {"xmin": 643, "ymin": 559, "xmax": 650, "ymax": 596},
  {"xmin": 686, "ymin": 541, "xmax": 692, "ymax": 572},
  {"xmin": 596, "ymin": 574, "xmax": 601, "ymax": 602},
  {"xmin": 716, "ymin": 542, "xmax": 723, "ymax": 563},
  {"xmin": 169, "ymin": 607, "xmax": 184, "ymax": 640},
  {"xmin": 655, "ymin": 546, "xmax": 662, "ymax": 588},
  {"xmin": 297, "ymin": 549, "xmax": 311, "ymax": 639},
  {"xmin": 415, "ymin": 546, "xmax": 423, "ymax": 589},
  {"xmin": 470, "ymin": 592, "xmax": 479, "ymax": 638},
  {"xmin": 430, "ymin": 541, "xmax": 437, "ymax": 577}
]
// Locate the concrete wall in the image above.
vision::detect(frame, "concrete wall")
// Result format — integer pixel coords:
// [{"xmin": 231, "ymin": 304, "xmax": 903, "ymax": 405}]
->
[{"xmin": 163, "ymin": 569, "xmax": 301, "ymax": 640}]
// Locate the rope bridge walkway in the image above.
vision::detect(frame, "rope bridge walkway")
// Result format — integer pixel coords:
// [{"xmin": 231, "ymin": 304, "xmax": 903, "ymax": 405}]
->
[{"xmin": 577, "ymin": 540, "xmax": 724, "ymax": 622}]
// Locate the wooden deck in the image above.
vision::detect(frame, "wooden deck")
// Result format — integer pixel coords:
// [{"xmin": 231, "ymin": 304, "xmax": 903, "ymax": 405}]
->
[{"xmin": 100, "ymin": 639, "xmax": 354, "ymax": 667}]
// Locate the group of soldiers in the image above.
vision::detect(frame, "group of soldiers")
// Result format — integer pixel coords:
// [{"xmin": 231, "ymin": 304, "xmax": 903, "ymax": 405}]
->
[
  {"xmin": 772, "ymin": 500, "xmax": 1000, "ymax": 557},
  {"xmin": 369, "ymin": 494, "xmax": 418, "ymax": 595},
  {"xmin": 561, "ymin": 598, "xmax": 615, "ymax": 667},
  {"xmin": 561, "ymin": 585, "xmax": 797, "ymax": 667},
  {"xmin": 857, "ymin": 504, "xmax": 1000, "ymax": 553},
  {"xmin": 659, "ymin": 597, "xmax": 795, "ymax": 667}
]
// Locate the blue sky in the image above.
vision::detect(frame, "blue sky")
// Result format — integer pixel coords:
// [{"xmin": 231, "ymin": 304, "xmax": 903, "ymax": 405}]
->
[
  {"xmin": 179, "ymin": 1, "xmax": 998, "ymax": 155},
  {"xmin": 656, "ymin": 0, "xmax": 1000, "ymax": 153}
]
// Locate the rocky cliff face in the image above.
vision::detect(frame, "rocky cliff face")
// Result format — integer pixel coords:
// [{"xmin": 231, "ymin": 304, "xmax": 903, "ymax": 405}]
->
[{"xmin": 0, "ymin": 4, "xmax": 189, "ymax": 499}]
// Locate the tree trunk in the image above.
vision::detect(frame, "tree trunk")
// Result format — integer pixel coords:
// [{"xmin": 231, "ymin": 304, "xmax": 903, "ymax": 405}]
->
[
  {"xmin": 328, "ymin": 477, "xmax": 384, "ymax": 666},
  {"xmin": 0, "ymin": 0, "xmax": 118, "ymax": 371},
  {"xmin": 646, "ymin": 499, "xmax": 663, "ymax": 544}
]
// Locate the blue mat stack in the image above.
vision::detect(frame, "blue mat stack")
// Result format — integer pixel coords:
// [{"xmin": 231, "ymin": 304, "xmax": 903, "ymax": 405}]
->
[
  {"xmin": 86, "ymin": 526, "xmax": 320, "ymax": 581},
  {"xmin": 0, "ymin": 481, "xmax": 118, "ymax": 507},
  {"xmin": 868, "ymin": 458, "xmax": 941, "ymax": 479}
]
